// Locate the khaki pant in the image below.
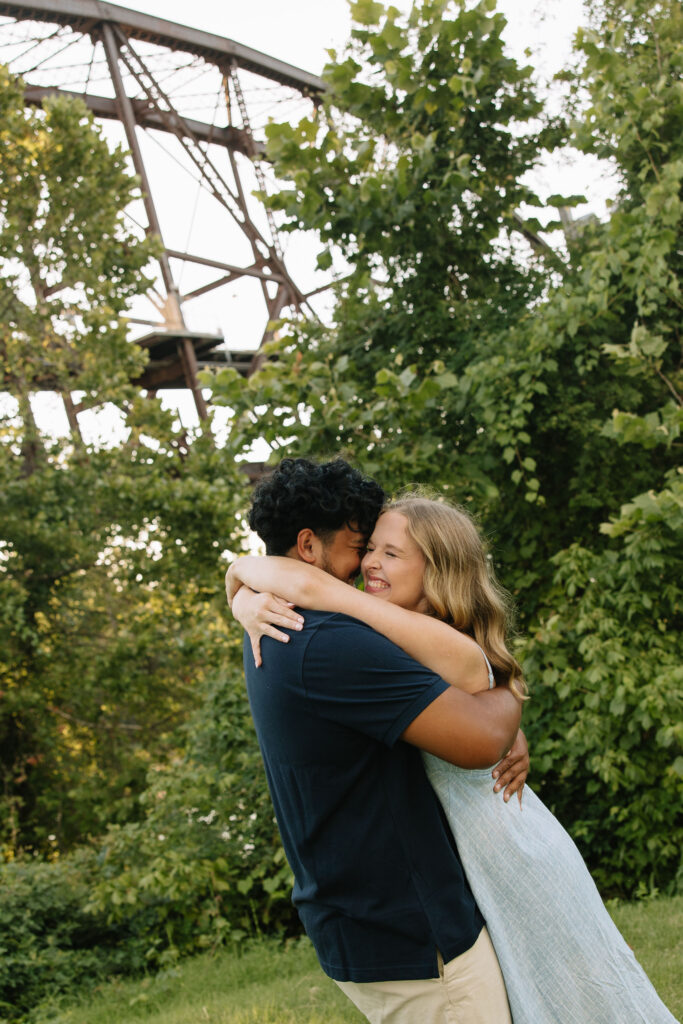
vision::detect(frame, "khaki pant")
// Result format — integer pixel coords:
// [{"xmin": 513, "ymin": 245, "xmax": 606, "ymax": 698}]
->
[{"xmin": 335, "ymin": 926, "xmax": 511, "ymax": 1024}]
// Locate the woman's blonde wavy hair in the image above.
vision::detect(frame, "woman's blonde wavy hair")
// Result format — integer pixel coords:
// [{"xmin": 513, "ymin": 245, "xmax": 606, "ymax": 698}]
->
[{"xmin": 386, "ymin": 493, "xmax": 527, "ymax": 697}]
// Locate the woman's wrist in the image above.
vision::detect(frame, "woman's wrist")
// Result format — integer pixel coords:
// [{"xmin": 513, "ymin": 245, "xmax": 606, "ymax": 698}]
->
[
  {"xmin": 225, "ymin": 565, "xmax": 245, "ymax": 609},
  {"xmin": 231, "ymin": 584, "xmax": 257, "ymax": 625}
]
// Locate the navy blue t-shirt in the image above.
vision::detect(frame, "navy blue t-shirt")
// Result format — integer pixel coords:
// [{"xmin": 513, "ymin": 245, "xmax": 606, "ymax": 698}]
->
[{"xmin": 245, "ymin": 609, "xmax": 484, "ymax": 983}]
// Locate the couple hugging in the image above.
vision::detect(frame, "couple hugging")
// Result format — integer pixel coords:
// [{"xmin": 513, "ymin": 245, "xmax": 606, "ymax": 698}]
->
[{"xmin": 226, "ymin": 457, "xmax": 676, "ymax": 1024}]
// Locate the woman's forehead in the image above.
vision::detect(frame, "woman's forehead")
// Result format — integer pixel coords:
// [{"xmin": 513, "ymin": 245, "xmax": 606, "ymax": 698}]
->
[{"xmin": 371, "ymin": 510, "xmax": 416, "ymax": 548}]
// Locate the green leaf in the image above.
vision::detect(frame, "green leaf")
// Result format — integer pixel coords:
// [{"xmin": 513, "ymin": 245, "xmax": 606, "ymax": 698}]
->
[{"xmin": 316, "ymin": 248, "xmax": 333, "ymax": 271}]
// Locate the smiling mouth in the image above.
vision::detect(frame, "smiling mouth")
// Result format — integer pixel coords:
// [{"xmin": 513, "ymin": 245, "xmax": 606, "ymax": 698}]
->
[{"xmin": 366, "ymin": 578, "xmax": 390, "ymax": 591}]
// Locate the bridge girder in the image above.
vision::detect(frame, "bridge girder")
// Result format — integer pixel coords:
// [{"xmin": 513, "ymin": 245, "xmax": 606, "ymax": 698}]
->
[{"xmin": 0, "ymin": 0, "xmax": 326, "ymax": 426}]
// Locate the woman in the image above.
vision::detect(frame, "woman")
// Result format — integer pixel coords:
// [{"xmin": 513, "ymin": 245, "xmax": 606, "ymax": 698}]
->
[{"xmin": 226, "ymin": 496, "xmax": 678, "ymax": 1024}]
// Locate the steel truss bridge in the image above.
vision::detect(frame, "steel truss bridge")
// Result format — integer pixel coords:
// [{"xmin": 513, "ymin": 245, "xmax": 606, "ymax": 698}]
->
[{"xmin": 0, "ymin": 0, "xmax": 325, "ymax": 425}]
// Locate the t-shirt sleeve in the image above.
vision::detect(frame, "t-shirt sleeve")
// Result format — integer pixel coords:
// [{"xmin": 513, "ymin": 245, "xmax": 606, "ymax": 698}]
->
[{"xmin": 301, "ymin": 615, "xmax": 449, "ymax": 747}]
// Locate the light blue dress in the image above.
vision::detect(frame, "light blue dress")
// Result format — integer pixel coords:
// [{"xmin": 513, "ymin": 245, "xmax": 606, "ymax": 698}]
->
[{"xmin": 422, "ymin": 653, "xmax": 678, "ymax": 1024}]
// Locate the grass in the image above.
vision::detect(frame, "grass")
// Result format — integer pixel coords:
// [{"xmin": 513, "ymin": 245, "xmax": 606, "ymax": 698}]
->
[
  {"xmin": 608, "ymin": 894, "xmax": 682, "ymax": 1016},
  {"xmin": 34, "ymin": 938, "xmax": 365, "ymax": 1024},
  {"xmin": 36, "ymin": 897, "xmax": 682, "ymax": 1024}
]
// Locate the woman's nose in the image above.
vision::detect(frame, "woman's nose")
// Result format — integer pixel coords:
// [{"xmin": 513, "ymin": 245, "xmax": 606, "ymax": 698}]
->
[{"xmin": 362, "ymin": 550, "xmax": 379, "ymax": 570}]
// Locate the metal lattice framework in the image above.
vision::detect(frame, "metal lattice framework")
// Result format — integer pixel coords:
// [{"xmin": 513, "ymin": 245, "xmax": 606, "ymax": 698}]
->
[{"xmin": 0, "ymin": 0, "xmax": 325, "ymax": 421}]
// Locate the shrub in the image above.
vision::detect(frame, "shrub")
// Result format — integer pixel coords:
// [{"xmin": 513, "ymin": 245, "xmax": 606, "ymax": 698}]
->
[
  {"xmin": 86, "ymin": 668, "xmax": 297, "ymax": 952},
  {"xmin": 523, "ymin": 472, "xmax": 683, "ymax": 896},
  {"xmin": 0, "ymin": 849, "xmax": 142, "ymax": 1022},
  {"xmin": 0, "ymin": 670, "xmax": 297, "ymax": 1022}
]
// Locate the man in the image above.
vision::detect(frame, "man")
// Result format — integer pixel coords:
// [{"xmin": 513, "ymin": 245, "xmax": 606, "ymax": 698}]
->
[{"xmin": 230, "ymin": 457, "xmax": 526, "ymax": 1023}]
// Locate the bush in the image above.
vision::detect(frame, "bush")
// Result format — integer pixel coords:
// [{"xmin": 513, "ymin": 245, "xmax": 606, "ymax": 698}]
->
[
  {"xmin": 0, "ymin": 849, "xmax": 143, "ymax": 1023},
  {"xmin": 86, "ymin": 668, "xmax": 297, "ymax": 952},
  {"xmin": 0, "ymin": 670, "xmax": 297, "ymax": 1022},
  {"xmin": 522, "ymin": 472, "xmax": 683, "ymax": 896},
  {"xmin": 85, "ymin": 782, "xmax": 292, "ymax": 956}
]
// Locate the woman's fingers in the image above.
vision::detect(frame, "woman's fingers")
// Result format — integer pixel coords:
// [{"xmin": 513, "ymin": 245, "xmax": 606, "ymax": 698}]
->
[
  {"xmin": 247, "ymin": 623, "xmax": 292, "ymax": 666},
  {"xmin": 236, "ymin": 592, "xmax": 305, "ymax": 668},
  {"xmin": 262, "ymin": 624, "xmax": 292, "ymax": 644},
  {"xmin": 266, "ymin": 597, "xmax": 304, "ymax": 630},
  {"xmin": 249, "ymin": 632, "xmax": 262, "ymax": 668},
  {"xmin": 265, "ymin": 611, "xmax": 303, "ymax": 630}
]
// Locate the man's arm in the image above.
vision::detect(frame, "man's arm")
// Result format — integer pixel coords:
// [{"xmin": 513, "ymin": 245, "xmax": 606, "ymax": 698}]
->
[{"xmin": 401, "ymin": 685, "xmax": 522, "ymax": 769}]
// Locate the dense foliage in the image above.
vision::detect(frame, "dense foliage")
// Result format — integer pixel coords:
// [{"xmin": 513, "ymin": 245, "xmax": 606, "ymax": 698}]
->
[
  {"xmin": 515, "ymin": 0, "xmax": 683, "ymax": 894},
  {"xmin": 0, "ymin": 670, "xmax": 294, "ymax": 1022},
  {"xmin": 210, "ymin": 0, "xmax": 682, "ymax": 897},
  {"xmin": 0, "ymin": 65, "xmax": 301, "ymax": 1021},
  {"xmin": 0, "ymin": 72, "xmax": 250, "ymax": 854}
]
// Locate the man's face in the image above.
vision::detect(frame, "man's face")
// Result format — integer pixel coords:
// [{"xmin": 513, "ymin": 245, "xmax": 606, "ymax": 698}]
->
[{"xmin": 319, "ymin": 525, "xmax": 368, "ymax": 585}]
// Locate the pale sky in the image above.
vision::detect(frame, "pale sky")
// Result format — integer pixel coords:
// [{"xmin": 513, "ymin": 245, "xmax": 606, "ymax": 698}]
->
[{"xmin": 123, "ymin": 0, "xmax": 585, "ymax": 82}]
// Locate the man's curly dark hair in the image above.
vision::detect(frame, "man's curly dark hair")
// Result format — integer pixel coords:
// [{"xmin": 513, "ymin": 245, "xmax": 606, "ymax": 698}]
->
[{"xmin": 248, "ymin": 457, "xmax": 385, "ymax": 555}]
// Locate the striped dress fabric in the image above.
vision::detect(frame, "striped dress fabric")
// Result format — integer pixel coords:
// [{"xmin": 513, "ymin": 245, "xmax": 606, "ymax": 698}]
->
[{"xmin": 422, "ymin": 652, "xmax": 678, "ymax": 1024}]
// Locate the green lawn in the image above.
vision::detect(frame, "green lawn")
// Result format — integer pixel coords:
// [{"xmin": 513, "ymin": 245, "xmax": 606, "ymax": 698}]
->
[
  {"xmin": 608, "ymin": 895, "xmax": 682, "ymax": 1016},
  {"xmin": 37, "ymin": 897, "xmax": 682, "ymax": 1024},
  {"xmin": 34, "ymin": 937, "xmax": 364, "ymax": 1024}
]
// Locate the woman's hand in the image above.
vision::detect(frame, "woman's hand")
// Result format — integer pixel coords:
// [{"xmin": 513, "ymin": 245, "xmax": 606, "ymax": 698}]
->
[
  {"xmin": 492, "ymin": 729, "xmax": 529, "ymax": 806},
  {"xmin": 231, "ymin": 586, "xmax": 304, "ymax": 668}
]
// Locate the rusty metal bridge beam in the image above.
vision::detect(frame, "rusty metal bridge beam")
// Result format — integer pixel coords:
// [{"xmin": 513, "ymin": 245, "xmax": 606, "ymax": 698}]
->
[
  {"xmin": 105, "ymin": 24, "xmax": 311, "ymax": 321},
  {"xmin": 165, "ymin": 250, "xmax": 285, "ymax": 284},
  {"xmin": 101, "ymin": 19, "xmax": 208, "ymax": 421},
  {"xmin": 23, "ymin": 85, "xmax": 264, "ymax": 157},
  {"xmin": 3, "ymin": 0, "xmax": 324, "ymax": 415},
  {"xmin": 110, "ymin": 25, "xmax": 267, "ymax": 251},
  {"xmin": 8, "ymin": 1, "xmax": 317, "ymax": 315}
]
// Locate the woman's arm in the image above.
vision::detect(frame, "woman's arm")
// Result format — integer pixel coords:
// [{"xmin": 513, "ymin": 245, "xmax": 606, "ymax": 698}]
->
[{"xmin": 227, "ymin": 556, "xmax": 488, "ymax": 693}]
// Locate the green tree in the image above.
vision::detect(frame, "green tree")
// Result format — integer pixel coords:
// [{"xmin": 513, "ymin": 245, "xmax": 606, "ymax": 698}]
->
[
  {"xmin": 210, "ymin": 0, "xmax": 571, "ymax": 606},
  {"xmin": 0, "ymin": 70, "xmax": 249, "ymax": 853},
  {"xmin": 517, "ymin": 0, "xmax": 683, "ymax": 894}
]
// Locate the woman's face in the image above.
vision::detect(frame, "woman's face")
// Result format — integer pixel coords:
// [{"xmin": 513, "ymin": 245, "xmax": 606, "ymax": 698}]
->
[{"xmin": 361, "ymin": 510, "xmax": 430, "ymax": 613}]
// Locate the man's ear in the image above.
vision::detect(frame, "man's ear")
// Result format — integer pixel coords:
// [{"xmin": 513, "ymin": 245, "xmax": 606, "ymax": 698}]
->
[{"xmin": 296, "ymin": 528, "xmax": 322, "ymax": 565}]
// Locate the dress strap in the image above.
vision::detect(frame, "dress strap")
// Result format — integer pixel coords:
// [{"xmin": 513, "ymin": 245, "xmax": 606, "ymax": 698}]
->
[{"xmin": 474, "ymin": 643, "xmax": 495, "ymax": 689}]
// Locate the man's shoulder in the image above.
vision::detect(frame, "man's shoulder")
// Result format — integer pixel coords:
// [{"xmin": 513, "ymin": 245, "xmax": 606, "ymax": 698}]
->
[
  {"xmin": 305, "ymin": 608, "xmax": 384, "ymax": 638},
  {"xmin": 305, "ymin": 608, "xmax": 372, "ymax": 628},
  {"xmin": 303, "ymin": 609, "xmax": 417, "ymax": 662}
]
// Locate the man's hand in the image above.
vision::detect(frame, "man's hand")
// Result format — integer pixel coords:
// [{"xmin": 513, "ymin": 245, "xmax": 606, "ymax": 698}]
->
[
  {"xmin": 231, "ymin": 586, "xmax": 303, "ymax": 668},
  {"xmin": 492, "ymin": 730, "xmax": 529, "ymax": 806}
]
